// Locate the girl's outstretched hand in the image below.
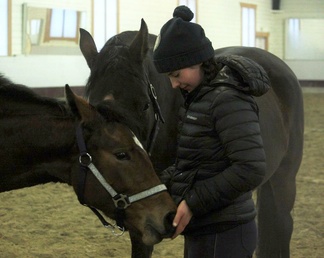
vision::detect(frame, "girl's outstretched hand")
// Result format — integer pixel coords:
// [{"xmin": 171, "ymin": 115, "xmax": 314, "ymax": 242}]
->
[{"xmin": 172, "ymin": 200, "xmax": 193, "ymax": 239}]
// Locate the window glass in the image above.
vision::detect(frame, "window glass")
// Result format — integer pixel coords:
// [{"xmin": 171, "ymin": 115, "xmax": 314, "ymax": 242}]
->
[
  {"xmin": 93, "ymin": 0, "xmax": 118, "ymax": 51},
  {"xmin": 241, "ymin": 5, "xmax": 256, "ymax": 47},
  {"xmin": 48, "ymin": 8, "xmax": 78, "ymax": 40},
  {"xmin": 178, "ymin": 0, "xmax": 196, "ymax": 22}
]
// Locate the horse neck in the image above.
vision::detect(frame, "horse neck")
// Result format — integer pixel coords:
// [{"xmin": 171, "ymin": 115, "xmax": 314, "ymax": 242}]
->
[{"xmin": 0, "ymin": 114, "xmax": 77, "ymax": 192}]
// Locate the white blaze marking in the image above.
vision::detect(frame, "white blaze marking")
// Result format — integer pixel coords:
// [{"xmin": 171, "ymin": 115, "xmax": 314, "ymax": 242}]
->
[
  {"xmin": 132, "ymin": 133, "xmax": 144, "ymax": 150},
  {"xmin": 104, "ymin": 94, "xmax": 114, "ymax": 100}
]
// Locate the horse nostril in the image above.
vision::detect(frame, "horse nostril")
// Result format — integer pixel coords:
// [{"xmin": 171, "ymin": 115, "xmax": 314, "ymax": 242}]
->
[{"xmin": 164, "ymin": 212, "xmax": 176, "ymax": 235}]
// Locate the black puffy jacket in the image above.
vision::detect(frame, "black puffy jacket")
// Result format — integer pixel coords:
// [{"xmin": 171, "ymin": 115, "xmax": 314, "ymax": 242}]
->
[{"xmin": 164, "ymin": 54, "xmax": 270, "ymax": 235}]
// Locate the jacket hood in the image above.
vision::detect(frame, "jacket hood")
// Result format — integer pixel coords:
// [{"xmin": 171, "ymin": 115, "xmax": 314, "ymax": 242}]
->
[{"xmin": 212, "ymin": 55, "xmax": 270, "ymax": 97}]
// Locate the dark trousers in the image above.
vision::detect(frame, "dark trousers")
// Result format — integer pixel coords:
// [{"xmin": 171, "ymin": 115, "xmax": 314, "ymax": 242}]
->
[{"xmin": 184, "ymin": 220, "xmax": 257, "ymax": 258}]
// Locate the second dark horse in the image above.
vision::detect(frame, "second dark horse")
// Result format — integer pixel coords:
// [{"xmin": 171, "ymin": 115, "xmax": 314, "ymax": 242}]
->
[{"xmin": 79, "ymin": 20, "xmax": 304, "ymax": 258}]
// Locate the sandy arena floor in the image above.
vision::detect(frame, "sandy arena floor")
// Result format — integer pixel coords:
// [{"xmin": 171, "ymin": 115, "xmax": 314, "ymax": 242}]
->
[{"xmin": 0, "ymin": 90, "xmax": 323, "ymax": 258}]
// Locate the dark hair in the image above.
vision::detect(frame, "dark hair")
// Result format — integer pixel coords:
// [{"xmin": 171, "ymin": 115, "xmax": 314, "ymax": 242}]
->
[{"xmin": 201, "ymin": 58, "xmax": 223, "ymax": 84}]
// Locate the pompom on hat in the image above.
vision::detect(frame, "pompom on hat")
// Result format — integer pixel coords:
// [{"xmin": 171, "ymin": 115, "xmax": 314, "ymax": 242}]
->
[{"xmin": 153, "ymin": 5, "xmax": 214, "ymax": 73}]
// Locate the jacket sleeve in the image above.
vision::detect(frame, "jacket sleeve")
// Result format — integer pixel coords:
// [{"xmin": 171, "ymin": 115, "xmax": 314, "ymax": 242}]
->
[
  {"xmin": 184, "ymin": 88, "xmax": 266, "ymax": 217},
  {"xmin": 158, "ymin": 165, "xmax": 175, "ymax": 190}
]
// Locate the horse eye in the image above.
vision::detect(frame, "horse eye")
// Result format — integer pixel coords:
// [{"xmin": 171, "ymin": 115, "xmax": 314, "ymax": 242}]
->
[
  {"xmin": 114, "ymin": 152, "xmax": 130, "ymax": 160},
  {"xmin": 143, "ymin": 103, "xmax": 150, "ymax": 111}
]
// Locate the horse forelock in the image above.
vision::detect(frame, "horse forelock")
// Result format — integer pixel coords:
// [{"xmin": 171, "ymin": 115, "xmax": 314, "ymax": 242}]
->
[
  {"xmin": 85, "ymin": 41, "xmax": 148, "ymax": 103},
  {"xmin": 95, "ymin": 100, "xmax": 143, "ymax": 133},
  {"xmin": 106, "ymin": 31, "xmax": 138, "ymax": 46}
]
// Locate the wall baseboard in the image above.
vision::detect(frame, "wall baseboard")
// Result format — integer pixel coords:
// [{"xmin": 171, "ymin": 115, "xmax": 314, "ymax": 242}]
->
[
  {"xmin": 299, "ymin": 80, "xmax": 324, "ymax": 88},
  {"xmin": 31, "ymin": 81, "xmax": 324, "ymax": 99},
  {"xmin": 32, "ymin": 86, "xmax": 84, "ymax": 99}
]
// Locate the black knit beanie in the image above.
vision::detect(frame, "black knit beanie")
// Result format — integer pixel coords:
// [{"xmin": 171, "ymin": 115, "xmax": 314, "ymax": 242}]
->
[{"xmin": 153, "ymin": 5, "xmax": 214, "ymax": 73}]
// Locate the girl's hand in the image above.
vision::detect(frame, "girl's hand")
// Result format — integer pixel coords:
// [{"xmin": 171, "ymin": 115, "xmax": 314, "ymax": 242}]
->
[{"xmin": 172, "ymin": 200, "xmax": 193, "ymax": 239}]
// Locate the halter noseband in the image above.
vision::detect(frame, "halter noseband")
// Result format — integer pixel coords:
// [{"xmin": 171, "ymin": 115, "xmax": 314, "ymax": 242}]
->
[{"xmin": 75, "ymin": 124, "xmax": 167, "ymax": 233}]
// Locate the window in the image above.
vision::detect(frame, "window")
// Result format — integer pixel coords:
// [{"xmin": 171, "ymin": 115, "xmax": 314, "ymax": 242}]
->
[
  {"xmin": 178, "ymin": 0, "xmax": 196, "ymax": 22},
  {"xmin": 29, "ymin": 19, "xmax": 42, "ymax": 45},
  {"xmin": 93, "ymin": 0, "xmax": 118, "ymax": 51},
  {"xmin": 0, "ymin": 0, "xmax": 9, "ymax": 56},
  {"xmin": 288, "ymin": 18, "xmax": 300, "ymax": 39},
  {"xmin": 241, "ymin": 3, "xmax": 256, "ymax": 47},
  {"xmin": 44, "ymin": 8, "xmax": 80, "ymax": 43},
  {"xmin": 256, "ymin": 32, "xmax": 269, "ymax": 50}
]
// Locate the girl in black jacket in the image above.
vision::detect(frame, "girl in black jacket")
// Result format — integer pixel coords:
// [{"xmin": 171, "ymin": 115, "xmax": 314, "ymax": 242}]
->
[{"xmin": 153, "ymin": 6, "xmax": 269, "ymax": 258}]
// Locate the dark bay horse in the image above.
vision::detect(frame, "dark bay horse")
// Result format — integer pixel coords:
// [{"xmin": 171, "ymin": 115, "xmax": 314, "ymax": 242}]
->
[
  {"xmin": 79, "ymin": 20, "xmax": 304, "ymax": 258},
  {"xmin": 0, "ymin": 75, "xmax": 177, "ymax": 246}
]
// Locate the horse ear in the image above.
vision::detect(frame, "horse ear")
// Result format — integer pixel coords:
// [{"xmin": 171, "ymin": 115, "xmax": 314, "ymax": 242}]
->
[
  {"xmin": 79, "ymin": 28, "xmax": 98, "ymax": 69},
  {"xmin": 65, "ymin": 84, "xmax": 98, "ymax": 122},
  {"xmin": 129, "ymin": 19, "xmax": 149, "ymax": 62}
]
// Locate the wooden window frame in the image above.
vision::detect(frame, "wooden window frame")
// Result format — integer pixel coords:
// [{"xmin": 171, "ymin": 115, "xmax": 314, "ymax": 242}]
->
[
  {"xmin": 0, "ymin": 0, "xmax": 11, "ymax": 56},
  {"xmin": 256, "ymin": 31, "xmax": 269, "ymax": 50}
]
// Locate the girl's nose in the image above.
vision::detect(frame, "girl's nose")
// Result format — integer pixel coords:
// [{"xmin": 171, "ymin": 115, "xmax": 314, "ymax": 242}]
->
[{"xmin": 169, "ymin": 77, "xmax": 180, "ymax": 89}]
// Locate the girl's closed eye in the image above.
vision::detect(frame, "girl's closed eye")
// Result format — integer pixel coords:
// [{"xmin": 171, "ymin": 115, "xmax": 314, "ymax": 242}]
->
[{"xmin": 168, "ymin": 71, "xmax": 180, "ymax": 78}]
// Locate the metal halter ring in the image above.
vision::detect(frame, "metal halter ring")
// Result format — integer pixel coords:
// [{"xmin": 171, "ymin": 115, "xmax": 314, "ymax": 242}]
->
[{"xmin": 79, "ymin": 152, "xmax": 92, "ymax": 166}]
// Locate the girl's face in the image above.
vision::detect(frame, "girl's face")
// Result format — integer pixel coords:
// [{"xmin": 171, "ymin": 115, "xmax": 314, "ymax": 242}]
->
[{"xmin": 167, "ymin": 64, "xmax": 203, "ymax": 92}]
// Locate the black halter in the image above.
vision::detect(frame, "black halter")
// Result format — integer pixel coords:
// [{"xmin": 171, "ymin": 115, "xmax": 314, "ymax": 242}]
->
[
  {"xmin": 75, "ymin": 123, "xmax": 167, "ymax": 233},
  {"xmin": 146, "ymin": 79, "xmax": 165, "ymax": 156}
]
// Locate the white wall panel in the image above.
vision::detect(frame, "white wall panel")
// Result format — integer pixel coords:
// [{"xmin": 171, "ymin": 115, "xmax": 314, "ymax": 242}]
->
[{"xmin": 1, "ymin": 0, "xmax": 323, "ymax": 86}]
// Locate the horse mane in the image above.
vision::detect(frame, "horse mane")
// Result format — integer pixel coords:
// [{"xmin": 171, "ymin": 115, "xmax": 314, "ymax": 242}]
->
[
  {"xmin": 0, "ymin": 74, "xmax": 68, "ymax": 115},
  {"xmin": 0, "ymin": 75, "xmax": 138, "ymax": 128}
]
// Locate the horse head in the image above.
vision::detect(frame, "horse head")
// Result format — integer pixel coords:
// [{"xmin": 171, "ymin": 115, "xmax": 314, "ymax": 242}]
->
[
  {"xmin": 65, "ymin": 85, "xmax": 176, "ymax": 245},
  {"xmin": 80, "ymin": 20, "xmax": 155, "ymax": 148},
  {"xmin": 79, "ymin": 20, "xmax": 180, "ymax": 168}
]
